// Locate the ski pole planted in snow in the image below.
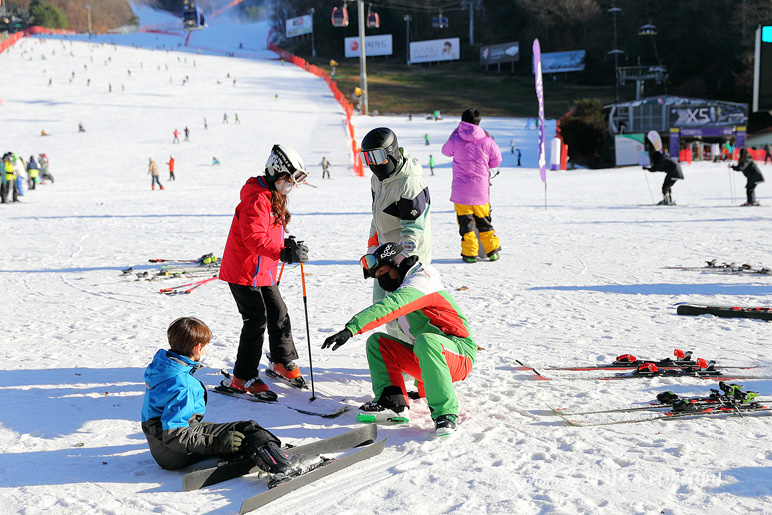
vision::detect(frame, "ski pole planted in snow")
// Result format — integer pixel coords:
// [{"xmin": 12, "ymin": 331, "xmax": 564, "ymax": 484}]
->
[
  {"xmin": 643, "ymin": 168, "xmax": 655, "ymax": 204},
  {"xmin": 299, "ymin": 260, "xmax": 316, "ymax": 400}
]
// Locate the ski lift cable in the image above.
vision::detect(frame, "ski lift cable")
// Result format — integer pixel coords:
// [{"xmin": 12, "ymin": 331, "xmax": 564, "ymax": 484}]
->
[{"xmin": 368, "ymin": 0, "xmax": 465, "ymax": 13}]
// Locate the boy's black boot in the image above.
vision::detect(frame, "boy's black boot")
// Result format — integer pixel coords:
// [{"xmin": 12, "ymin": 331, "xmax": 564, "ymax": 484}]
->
[{"xmin": 246, "ymin": 437, "xmax": 322, "ymax": 480}]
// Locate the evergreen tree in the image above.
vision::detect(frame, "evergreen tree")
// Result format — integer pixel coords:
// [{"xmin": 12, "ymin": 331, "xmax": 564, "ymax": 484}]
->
[{"xmin": 29, "ymin": 0, "xmax": 68, "ymax": 29}]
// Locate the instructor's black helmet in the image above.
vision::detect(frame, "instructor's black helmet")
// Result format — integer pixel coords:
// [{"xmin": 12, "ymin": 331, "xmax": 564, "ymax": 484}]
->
[
  {"xmin": 360, "ymin": 242, "xmax": 404, "ymax": 279},
  {"xmin": 360, "ymin": 127, "xmax": 403, "ymax": 181}
]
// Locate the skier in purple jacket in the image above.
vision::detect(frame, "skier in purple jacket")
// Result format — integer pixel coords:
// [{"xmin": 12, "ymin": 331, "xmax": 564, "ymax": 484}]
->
[{"xmin": 441, "ymin": 108, "xmax": 503, "ymax": 263}]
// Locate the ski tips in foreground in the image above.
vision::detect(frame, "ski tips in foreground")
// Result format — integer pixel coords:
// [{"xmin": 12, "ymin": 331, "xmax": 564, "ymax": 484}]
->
[
  {"xmin": 676, "ymin": 304, "xmax": 772, "ymax": 321},
  {"xmin": 182, "ymin": 425, "xmax": 378, "ymax": 492},
  {"xmin": 239, "ymin": 437, "xmax": 387, "ymax": 515}
]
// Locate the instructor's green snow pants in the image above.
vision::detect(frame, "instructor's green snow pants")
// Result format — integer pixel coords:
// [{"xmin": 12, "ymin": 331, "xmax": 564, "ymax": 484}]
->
[{"xmin": 365, "ymin": 332, "xmax": 474, "ymax": 419}]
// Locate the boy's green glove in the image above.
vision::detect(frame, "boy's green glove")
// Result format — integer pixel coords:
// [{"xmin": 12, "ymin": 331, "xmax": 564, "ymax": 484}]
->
[{"xmin": 216, "ymin": 430, "xmax": 245, "ymax": 454}]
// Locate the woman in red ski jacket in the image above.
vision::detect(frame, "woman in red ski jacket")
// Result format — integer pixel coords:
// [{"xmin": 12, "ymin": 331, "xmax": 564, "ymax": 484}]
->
[{"xmin": 219, "ymin": 145, "xmax": 310, "ymax": 394}]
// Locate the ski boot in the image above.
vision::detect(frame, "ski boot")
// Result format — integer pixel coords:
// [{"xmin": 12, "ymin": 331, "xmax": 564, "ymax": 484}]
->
[
  {"xmin": 229, "ymin": 375, "xmax": 271, "ymax": 395},
  {"xmin": 246, "ymin": 437, "xmax": 323, "ymax": 486},
  {"xmin": 357, "ymin": 386, "xmax": 410, "ymax": 424},
  {"xmin": 266, "ymin": 357, "xmax": 308, "ymax": 389},
  {"xmin": 434, "ymin": 414, "xmax": 458, "ymax": 436},
  {"xmin": 487, "ymin": 248, "xmax": 501, "ymax": 262},
  {"xmin": 461, "ymin": 255, "xmax": 477, "ymax": 264}
]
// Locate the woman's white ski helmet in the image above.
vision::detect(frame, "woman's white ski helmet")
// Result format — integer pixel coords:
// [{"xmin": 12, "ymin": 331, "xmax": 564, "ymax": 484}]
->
[{"xmin": 265, "ymin": 144, "xmax": 307, "ymax": 181}]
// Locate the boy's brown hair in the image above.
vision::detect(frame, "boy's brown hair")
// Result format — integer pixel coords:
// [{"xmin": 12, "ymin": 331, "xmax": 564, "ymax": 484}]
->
[{"xmin": 167, "ymin": 317, "xmax": 211, "ymax": 356}]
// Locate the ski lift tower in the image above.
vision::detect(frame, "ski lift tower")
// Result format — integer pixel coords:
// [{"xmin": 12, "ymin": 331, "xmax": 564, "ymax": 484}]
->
[
  {"xmin": 618, "ymin": 23, "xmax": 667, "ymax": 100},
  {"xmin": 607, "ymin": 2, "xmax": 624, "ymax": 102},
  {"xmin": 618, "ymin": 65, "xmax": 667, "ymax": 100}
]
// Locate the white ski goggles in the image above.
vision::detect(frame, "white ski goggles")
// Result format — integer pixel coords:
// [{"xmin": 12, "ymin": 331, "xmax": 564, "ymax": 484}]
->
[
  {"xmin": 287, "ymin": 169, "xmax": 308, "ymax": 185},
  {"xmin": 360, "ymin": 148, "xmax": 389, "ymax": 166}
]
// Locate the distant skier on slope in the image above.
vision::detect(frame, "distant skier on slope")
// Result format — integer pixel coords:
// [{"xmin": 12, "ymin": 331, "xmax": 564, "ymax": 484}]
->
[
  {"xmin": 148, "ymin": 158, "xmax": 164, "ymax": 190},
  {"xmin": 321, "ymin": 242, "xmax": 476, "ymax": 436},
  {"xmin": 731, "ymin": 148, "xmax": 764, "ymax": 206},
  {"xmin": 643, "ymin": 130, "xmax": 683, "ymax": 206},
  {"xmin": 320, "ymin": 156, "xmax": 331, "ymax": 179},
  {"xmin": 38, "ymin": 154, "xmax": 54, "ymax": 183},
  {"xmin": 141, "ymin": 316, "xmax": 322, "ymax": 475},
  {"xmin": 167, "ymin": 155, "xmax": 175, "ymax": 181}
]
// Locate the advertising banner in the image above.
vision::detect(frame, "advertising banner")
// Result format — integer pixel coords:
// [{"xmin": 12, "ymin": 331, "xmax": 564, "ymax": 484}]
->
[
  {"xmin": 533, "ymin": 39, "xmax": 546, "ymax": 183},
  {"xmin": 286, "ymin": 15, "xmax": 312, "ymax": 38},
  {"xmin": 534, "ymin": 50, "xmax": 586, "ymax": 74},
  {"xmin": 344, "ymin": 35, "xmax": 393, "ymax": 58},
  {"xmin": 480, "ymin": 42, "xmax": 519, "ymax": 65},
  {"xmin": 409, "ymin": 38, "xmax": 460, "ymax": 64},
  {"xmin": 668, "ymin": 104, "xmax": 748, "ymax": 128},
  {"xmin": 614, "ymin": 134, "xmax": 646, "ymax": 166}
]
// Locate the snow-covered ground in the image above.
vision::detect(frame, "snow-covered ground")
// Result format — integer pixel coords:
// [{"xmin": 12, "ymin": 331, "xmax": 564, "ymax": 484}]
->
[{"xmin": 1, "ymin": 7, "xmax": 771, "ymax": 515}]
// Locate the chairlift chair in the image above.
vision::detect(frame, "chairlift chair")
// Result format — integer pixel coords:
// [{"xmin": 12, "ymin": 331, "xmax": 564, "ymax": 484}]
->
[
  {"xmin": 182, "ymin": 2, "xmax": 204, "ymax": 30},
  {"xmin": 331, "ymin": 4, "xmax": 349, "ymax": 27},
  {"xmin": 432, "ymin": 15, "xmax": 448, "ymax": 29},
  {"xmin": 367, "ymin": 9, "xmax": 380, "ymax": 29}
]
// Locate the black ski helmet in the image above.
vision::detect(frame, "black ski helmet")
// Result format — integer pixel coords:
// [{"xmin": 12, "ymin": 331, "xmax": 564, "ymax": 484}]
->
[
  {"xmin": 361, "ymin": 127, "xmax": 403, "ymax": 180},
  {"xmin": 361, "ymin": 242, "xmax": 404, "ymax": 279}
]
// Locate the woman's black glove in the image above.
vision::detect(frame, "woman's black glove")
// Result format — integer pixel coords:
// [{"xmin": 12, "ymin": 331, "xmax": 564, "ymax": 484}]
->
[{"xmin": 280, "ymin": 237, "xmax": 308, "ymax": 263}]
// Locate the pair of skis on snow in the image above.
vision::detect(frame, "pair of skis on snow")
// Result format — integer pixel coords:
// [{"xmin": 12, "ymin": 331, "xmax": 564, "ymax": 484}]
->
[
  {"xmin": 665, "ymin": 259, "xmax": 771, "ymax": 275},
  {"xmin": 666, "ymin": 260, "xmax": 771, "ymax": 320},
  {"xmin": 182, "ymin": 425, "xmax": 385, "ymax": 514},
  {"xmin": 547, "ymin": 382, "xmax": 772, "ymax": 427},
  {"xmin": 676, "ymin": 304, "xmax": 772, "ymax": 321},
  {"xmin": 515, "ymin": 349, "xmax": 769, "ymax": 381},
  {"xmin": 213, "ymin": 368, "xmax": 351, "ymax": 418}
]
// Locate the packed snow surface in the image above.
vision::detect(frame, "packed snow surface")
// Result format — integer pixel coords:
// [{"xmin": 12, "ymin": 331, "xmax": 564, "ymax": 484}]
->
[{"xmin": 1, "ymin": 8, "xmax": 771, "ymax": 515}]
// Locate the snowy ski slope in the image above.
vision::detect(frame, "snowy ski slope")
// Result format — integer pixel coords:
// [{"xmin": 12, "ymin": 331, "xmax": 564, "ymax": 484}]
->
[{"xmin": 0, "ymin": 6, "xmax": 771, "ymax": 515}]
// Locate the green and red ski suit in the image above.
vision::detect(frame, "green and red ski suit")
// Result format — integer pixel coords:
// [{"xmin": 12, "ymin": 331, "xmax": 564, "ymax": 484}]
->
[{"xmin": 344, "ymin": 262, "xmax": 476, "ymax": 420}]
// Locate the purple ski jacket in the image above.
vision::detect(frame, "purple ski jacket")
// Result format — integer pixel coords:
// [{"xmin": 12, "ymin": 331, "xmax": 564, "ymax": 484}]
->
[{"xmin": 441, "ymin": 121, "xmax": 503, "ymax": 206}]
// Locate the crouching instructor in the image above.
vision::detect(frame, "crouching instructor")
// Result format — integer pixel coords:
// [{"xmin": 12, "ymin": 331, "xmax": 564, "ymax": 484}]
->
[{"xmin": 322, "ymin": 243, "xmax": 476, "ymax": 436}]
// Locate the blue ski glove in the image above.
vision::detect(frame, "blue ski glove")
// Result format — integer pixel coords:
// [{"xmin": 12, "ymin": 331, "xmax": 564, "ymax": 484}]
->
[{"xmin": 322, "ymin": 329, "xmax": 352, "ymax": 351}]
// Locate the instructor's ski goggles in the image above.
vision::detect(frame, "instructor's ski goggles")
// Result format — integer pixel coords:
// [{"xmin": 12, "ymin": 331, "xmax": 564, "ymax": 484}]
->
[
  {"xmin": 359, "ymin": 148, "xmax": 389, "ymax": 166},
  {"xmin": 360, "ymin": 253, "xmax": 380, "ymax": 279}
]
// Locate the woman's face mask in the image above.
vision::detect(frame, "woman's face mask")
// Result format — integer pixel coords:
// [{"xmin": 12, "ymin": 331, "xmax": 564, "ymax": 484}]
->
[{"xmin": 275, "ymin": 179, "xmax": 295, "ymax": 196}]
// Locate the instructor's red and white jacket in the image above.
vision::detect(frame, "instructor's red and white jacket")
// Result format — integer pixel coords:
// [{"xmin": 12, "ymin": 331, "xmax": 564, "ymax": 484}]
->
[{"xmin": 344, "ymin": 262, "xmax": 477, "ymax": 360}]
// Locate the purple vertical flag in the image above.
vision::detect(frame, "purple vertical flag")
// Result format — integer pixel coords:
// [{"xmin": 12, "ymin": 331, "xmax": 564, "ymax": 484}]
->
[{"xmin": 533, "ymin": 38, "xmax": 546, "ymax": 183}]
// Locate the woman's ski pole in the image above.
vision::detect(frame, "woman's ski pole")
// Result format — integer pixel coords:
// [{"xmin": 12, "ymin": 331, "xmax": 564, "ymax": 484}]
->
[
  {"xmin": 299, "ymin": 261, "xmax": 316, "ymax": 401},
  {"xmin": 276, "ymin": 262, "xmax": 285, "ymax": 286}
]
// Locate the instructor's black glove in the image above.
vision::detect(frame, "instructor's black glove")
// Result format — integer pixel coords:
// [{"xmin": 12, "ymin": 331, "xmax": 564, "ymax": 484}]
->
[
  {"xmin": 215, "ymin": 430, "xmax": 245, "ymax": 454},
  {"xmin": 322, "ymin": 329, "xmax": 352, "ymax": 351},
  {"xmin": 280, "ymin": 237, "xmax": 309, "ymax": 264}
]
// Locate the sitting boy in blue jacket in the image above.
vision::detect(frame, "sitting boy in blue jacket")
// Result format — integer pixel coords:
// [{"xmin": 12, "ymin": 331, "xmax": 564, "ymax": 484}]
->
[{"xmin": 141, "ymin": 317, "xmax": 320, "ymax": 477}]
